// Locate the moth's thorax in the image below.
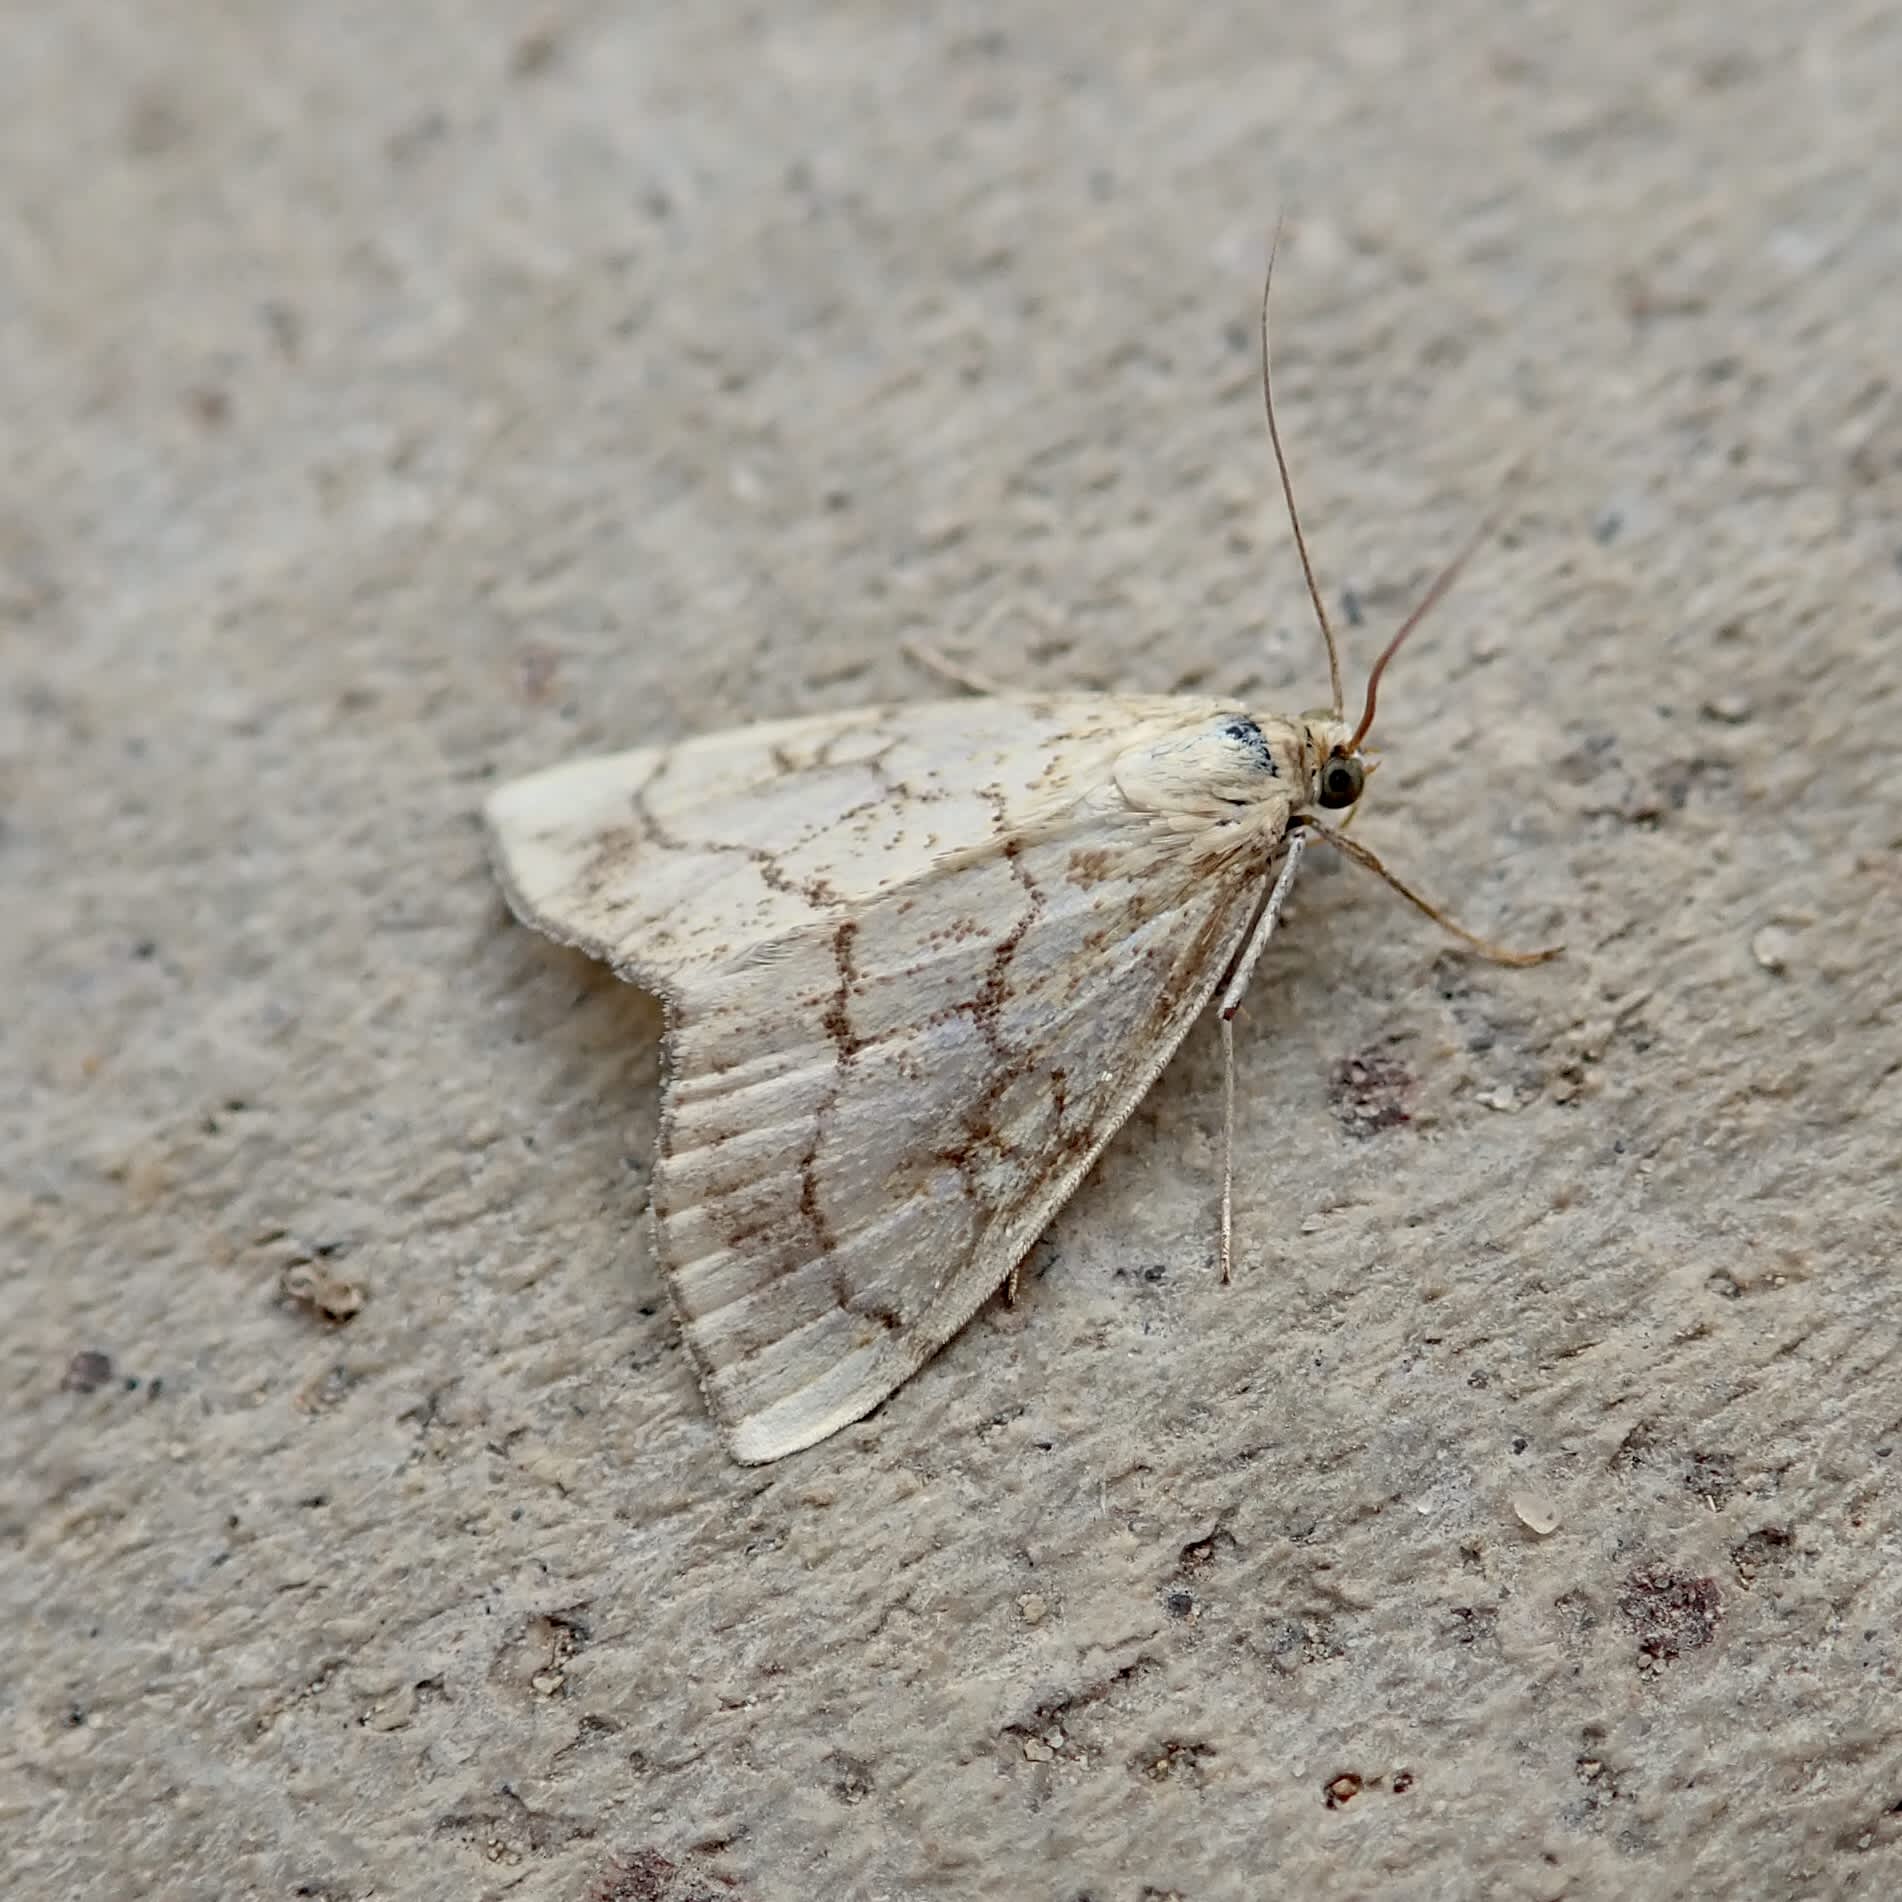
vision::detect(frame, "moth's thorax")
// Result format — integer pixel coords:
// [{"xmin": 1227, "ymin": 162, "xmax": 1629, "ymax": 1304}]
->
[{"xmin": 1110, "ymin": 710, "xmax": 1301, "ymax": 833}]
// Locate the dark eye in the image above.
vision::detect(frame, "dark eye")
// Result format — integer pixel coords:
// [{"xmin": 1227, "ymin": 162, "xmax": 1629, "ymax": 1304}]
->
[{"xmin": 1317, "ymin": 754, "xmax": 1364, "ymax": 809}]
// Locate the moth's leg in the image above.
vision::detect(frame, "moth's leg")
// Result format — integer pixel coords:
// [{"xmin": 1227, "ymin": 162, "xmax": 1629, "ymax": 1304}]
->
[
  {"xmin": 1299, "ymin": 819, "xmax": 1563, "ymax": 966},
  {"xmin": 1003, "ymin": 1236, "xmax": 1053, "ymax": 1306},
  {"xmin": 1220, "ymin": 831, "xmax": 1308, "ymax": 1020},
  {"xmin": 899, "ymin": 636, "xmax": 1006, "ymax": 698},
  {"xmin": 1215, "ymin": 830, "xmax": 1308, "ymax": 1282},
  {"xmin": 901, "ymin": 594, "xmax": 1072, "ymax": 696},
  {"xmin": 1220, "ymin": 1013, "xmax": 1237, "ymax": 1283}
]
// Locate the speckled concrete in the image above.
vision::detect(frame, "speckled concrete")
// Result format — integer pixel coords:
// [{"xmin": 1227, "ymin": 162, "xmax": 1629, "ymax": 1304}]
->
[{"xmin": 5, "ymin": 5, "xmax": 1900, "ymax": 1898}]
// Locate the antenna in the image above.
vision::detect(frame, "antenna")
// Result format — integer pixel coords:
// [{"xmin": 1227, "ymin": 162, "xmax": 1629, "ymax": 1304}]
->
[
  {"xmin": 1346, "ymin": 497, "xmax": 1508, "ymax": 753},
  {"xmin": 1259, "ymin": 221, "xmax": 1343, "ymax": 721}
]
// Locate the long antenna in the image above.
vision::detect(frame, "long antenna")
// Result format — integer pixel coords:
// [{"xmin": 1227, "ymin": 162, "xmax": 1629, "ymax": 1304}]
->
[
  {"xmin": 1345, "ymin": 491, "xmax": 1511, "ymax": 754},
  {"xmin": 1260, "ymin": 221, "xmax": 1343, "ymax": 721}
]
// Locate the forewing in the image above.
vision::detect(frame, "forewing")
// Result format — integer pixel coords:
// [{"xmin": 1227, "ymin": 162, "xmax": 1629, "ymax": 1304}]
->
[{"xmin": 483, "ymin": 695, "xmax": 1219, "ymax": 988}]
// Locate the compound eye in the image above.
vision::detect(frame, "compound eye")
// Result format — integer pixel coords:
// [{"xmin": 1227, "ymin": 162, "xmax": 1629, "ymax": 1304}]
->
[{"xmin": 1317, "ymin": 753, "xmax": 1365, "ymax": 809}]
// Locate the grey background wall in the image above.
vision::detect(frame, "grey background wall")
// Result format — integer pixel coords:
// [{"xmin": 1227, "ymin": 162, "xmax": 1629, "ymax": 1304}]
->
[{"xmin": 6, "ymin": 4, "xmax": 1899, "ymax": 1898}]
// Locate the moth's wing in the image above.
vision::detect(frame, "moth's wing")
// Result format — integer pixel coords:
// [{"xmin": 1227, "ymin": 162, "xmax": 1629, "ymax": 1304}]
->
[
  {"xmin": 484, "ymin": 695, "xmax": 1275, "ymax": 1464},
  {"xmin": 659, "ymin": 800, "xmax": 1276, "ymax": 1462},
  {"xmin": 482, "ymin": 695, "xmax": 1213, "ymax": 987}
]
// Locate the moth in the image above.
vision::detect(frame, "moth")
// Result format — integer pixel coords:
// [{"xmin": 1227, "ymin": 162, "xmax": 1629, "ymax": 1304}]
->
[{"xmin": 484, "ymin": 250, "xmax": 1559, "ymax": 1463}]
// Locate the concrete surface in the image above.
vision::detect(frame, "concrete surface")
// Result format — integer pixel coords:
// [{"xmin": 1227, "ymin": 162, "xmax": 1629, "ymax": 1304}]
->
[{"xmin": 5, "ymin": 3, "xmax": 1900, "ymax": 1898}]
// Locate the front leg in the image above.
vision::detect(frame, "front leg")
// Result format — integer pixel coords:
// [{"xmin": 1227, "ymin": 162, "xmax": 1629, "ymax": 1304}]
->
[{"xmin": 1215, "ymin": 829, "xmax": 1308, "ymax": 1281}]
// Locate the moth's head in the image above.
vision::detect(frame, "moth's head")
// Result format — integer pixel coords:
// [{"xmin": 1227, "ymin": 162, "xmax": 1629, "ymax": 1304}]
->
[{"xmin": 1294, "ymin": 713, "xmax": 1372, "ymax": 816}]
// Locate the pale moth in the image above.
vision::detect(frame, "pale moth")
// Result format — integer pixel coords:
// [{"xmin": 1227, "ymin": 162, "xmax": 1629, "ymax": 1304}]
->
[{"xmin": 484, "ymin": 253, "xmax": 1560, "ymax": 1464}]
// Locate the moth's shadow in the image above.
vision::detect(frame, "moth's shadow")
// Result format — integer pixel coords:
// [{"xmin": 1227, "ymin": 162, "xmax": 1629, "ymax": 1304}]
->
[{"xmin": 486, "ymin": 915, "xmax": 669, "ymax": 1292}]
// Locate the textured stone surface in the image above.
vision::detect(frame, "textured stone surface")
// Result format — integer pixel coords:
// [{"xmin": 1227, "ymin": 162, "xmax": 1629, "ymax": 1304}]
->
[{"xmin": 5, "ymin": 4, "xmax": 1899, "ymax": 1898}]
